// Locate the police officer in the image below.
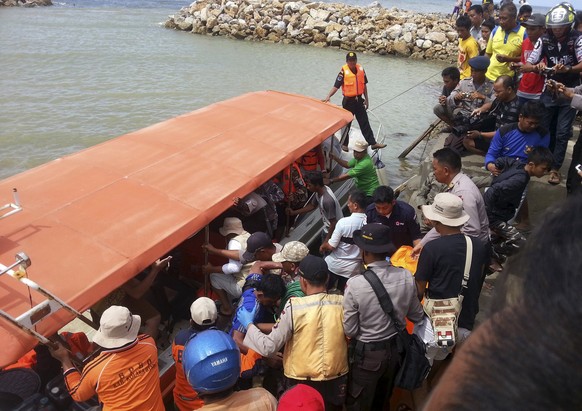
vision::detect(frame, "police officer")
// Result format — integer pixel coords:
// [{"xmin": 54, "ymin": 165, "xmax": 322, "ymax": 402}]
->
[
  {"xmin": 343, "ymin": 224, "xmax": 424, "ymax": 411},
  {"xmin": 523, "ymin": 4, "xmax": 582, "ymax": 185},
  {"xmin": 323, "ymin": 52, "xmax": 386, "ymax": 151}
]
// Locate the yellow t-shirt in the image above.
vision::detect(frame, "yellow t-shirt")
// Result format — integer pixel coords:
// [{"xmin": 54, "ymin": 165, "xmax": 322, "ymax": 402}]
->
[
  {"xmin": 485, "ymin": 25, "xmax": 526, "ymax": 81},
  {"xmin": 458, "ymin": 36, "xmax": 480, "ymax": 79}
]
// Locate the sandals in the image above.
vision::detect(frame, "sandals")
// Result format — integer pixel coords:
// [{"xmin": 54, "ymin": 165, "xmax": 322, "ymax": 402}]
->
[{"xmin": 548, "ymin": 170, "xmax": 561, "ymax": 185}]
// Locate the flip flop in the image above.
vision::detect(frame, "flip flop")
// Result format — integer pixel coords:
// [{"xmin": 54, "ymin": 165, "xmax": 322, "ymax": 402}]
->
[{"xmin": 548, "ymin": 170, "xmax": 561, "ymax": 185}]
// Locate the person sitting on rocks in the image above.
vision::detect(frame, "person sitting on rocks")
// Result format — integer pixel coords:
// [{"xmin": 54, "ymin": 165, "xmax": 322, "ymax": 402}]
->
[
  {"xmin": 464, "ymin": 75, "xmax": 521, "ymax": 155},
  {"xmin": 444, "ymin": 55, "xmax": 494, "ymax": 153},
  {"xmin": 433, "ymin": 67, "xmax": 461, "ymax": 130},
  {"xmin": 484, "ymin": 147, "xmax": 553, "ymax": 267}
]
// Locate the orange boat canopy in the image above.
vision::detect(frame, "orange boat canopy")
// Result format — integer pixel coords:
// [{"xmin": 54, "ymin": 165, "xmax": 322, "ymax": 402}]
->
[{"xmin": 0, "ymin": 91, "xmax": 353, "ymax": 367}]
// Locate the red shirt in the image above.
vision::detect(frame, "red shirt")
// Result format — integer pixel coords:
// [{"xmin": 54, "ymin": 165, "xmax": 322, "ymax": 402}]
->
[{"xmin": 518, "ymin": 38, "xmax": 545, "ymax": 97}]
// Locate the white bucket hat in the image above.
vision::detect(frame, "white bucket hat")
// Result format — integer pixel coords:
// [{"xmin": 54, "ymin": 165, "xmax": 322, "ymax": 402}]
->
[
  {"xmin": 218, "ymin": 217, "xmax": 245, "ymax": 236},
  {"xmin": 421, "ymin": 192, "xmax": 470, "ymax": 227},
  {"xmin": 190, "ymin": 297, "xmax": 218, "ymax": 326},
  {"xmin": 92, "ymin": 306, "xmax": 141, "ymax": 349}
]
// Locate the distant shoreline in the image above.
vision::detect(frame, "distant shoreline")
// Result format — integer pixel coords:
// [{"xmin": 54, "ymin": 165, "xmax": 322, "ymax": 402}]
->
[
  {"xmin": 1, "ymin": 0, "xmax": 52, "ymax": 6},
  {"xmin": 166, "ymin": 0, "xmax": 459, "ymax": 63}
]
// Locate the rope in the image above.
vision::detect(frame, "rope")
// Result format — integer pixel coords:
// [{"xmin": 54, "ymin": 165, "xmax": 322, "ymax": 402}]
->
[{"xmin": 368, "ymin": 70, "xmax": 441, "ymax": 112}]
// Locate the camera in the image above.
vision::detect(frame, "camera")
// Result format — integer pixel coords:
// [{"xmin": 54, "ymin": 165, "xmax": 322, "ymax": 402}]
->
[{"xmin": 541, "ymin": 67, "xmax": 555, "ymax": 75}]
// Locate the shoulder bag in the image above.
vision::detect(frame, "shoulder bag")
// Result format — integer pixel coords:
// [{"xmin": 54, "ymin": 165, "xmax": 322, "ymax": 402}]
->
[
  {"xmin": 362, "ymin": 269, "xmax": 430, "ymax": 391},
  {"xmin": 422, "ymin": 235, "xmax": 473, "ymax": 347}
]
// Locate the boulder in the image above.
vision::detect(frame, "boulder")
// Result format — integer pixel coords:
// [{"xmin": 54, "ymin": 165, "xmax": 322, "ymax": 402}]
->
[
  {"xmin": 402, "ymin": 31, "xmax": 412, "ymax": 43},
  {"xmin": 310, "ymin": 8, "xmax": 331, "ymax": 21},
  {"xmin": 177, "ymin": 17, "xmax": 194, "ymax": 31},
  {"xmin": 425, "ymin": 31, "xmax": 447, "ymax": 43},
  {"xmin": 403, "ymin": 22, "xmax": 417, "ymax": 32},
  {"xmin": 392, "ymin": 40, "xmax": 410, "ymax": 56},
  {"xmin": 386, "ymin": 24, "xmax": 402, "ymax": 40}
]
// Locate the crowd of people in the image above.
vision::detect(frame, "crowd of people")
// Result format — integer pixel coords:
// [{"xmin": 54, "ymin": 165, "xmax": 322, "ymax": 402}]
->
[{"xmin": 3, "ymin": 1, "xmax": 582, "ymax": 410}]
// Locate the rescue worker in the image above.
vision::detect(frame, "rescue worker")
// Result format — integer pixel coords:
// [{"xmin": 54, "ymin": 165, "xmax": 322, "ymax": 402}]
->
[
  {"xmin": 172, "ymin": 297, "xmax": 218, "ymax": 411},
  {"xmin": 241, "ymin": 255, "xmax": 348, "ymax": 411},
  {"xmin": 50, "ymin": 306, "xmax": 164, "ymax": 411},
  {"xmin": 343, "ymin": 224, "xmax": 424, "ymax": 411},
  {"xmin": 323, "ymin": 52, "xmax": 386, "ymax": 151},
  {"xmin": 523, "ymin": 4, "xmax": 582, "ymax": 185},
  {"xmin": 327, "ymin": 140, "xmax": 380, "ymax": 197}
]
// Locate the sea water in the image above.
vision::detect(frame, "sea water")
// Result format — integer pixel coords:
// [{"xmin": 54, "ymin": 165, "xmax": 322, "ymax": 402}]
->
[{"xmin": 0, "ymin": 0, "xmax": 551, "ymax": 181}]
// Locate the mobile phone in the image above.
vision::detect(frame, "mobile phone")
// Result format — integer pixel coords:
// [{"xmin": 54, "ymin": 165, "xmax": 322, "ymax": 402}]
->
[{"xmin": 576, "ymin": 164, "xmax": 582, "ymax": 173}]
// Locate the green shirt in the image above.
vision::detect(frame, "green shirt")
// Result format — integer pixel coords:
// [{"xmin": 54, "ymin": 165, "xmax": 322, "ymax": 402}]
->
[
  {"xmin": 278, "ymin": 280, "xmax": 305, "ymax": 317},
  {"xmin": 347, "ymin": 154, "xmax": 380, "ymax": 196}
]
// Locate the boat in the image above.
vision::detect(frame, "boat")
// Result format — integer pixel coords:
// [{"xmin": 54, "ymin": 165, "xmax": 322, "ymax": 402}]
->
[{"xmin": 0, "ymin": 90, "xmax": 353, "ymax": 405}]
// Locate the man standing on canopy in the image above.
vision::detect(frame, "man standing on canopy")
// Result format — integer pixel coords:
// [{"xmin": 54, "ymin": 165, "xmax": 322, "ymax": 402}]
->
[{"xmin": 323, "ymin": 52, "xmax": 386, "ymax": 151}]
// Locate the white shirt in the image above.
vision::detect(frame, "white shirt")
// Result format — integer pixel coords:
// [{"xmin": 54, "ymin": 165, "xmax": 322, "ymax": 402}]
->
[
  {"xmin": 222, "ymin": 238, "xmax": 243, "ymax": 275},
  {"xmin": 325, "ymin": 212, "xmax": 367, "ymax": 278}
]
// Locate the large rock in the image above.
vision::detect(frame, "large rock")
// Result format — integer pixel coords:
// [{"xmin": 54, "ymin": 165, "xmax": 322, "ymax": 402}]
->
[
  {"xmin": 392, "ymin": 40, "xmax": 411, "ymax": 56},
  {"xmin": 309, "ymin": 8, "xmax": 331, "ymax": 21},
  {"xmin": 386, "ymin": 24, "xmax": 402, "ymax": 40},
  {"xmin": 425, "ymin": 31, "xmax": 447, "ymax": 43},
  {"xmin": 164, "ymin": 0, "xmax": 458, "ymax": 63}
]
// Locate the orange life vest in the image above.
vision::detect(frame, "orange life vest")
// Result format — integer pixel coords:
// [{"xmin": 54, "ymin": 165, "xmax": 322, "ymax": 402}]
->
[
  {"xmin": 341, "ymin": 64, "xmax": 366, "ymax": 98},
  {"xmin": 275, "ymin": 163, "xmax": 304, "ymax": 197}
]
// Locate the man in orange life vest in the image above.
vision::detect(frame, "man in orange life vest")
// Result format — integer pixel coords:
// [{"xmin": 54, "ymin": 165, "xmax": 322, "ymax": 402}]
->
[{"xmin": 324, "ymin": 52, "xmax": 386, "ymax": 151}]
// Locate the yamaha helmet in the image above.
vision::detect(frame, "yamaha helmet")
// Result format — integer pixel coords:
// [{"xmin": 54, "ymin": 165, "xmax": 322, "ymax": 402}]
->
[
  {"xmin": 545, "ymin": 4, "xmax": 575, "ymax": 28},
  {"xmin": 182, "ymin": 330, "xmax": 241, "ymax": 395}
]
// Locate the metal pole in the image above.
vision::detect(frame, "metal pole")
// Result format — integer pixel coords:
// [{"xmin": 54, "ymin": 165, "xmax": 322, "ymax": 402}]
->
[{"xmin": 204, "ymin": 226, "xmax": 209, "ymax": 296}]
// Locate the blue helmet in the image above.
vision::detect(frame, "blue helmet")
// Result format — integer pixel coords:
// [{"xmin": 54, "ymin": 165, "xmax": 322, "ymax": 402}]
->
[{"xmin": 182, "ymin": 329, "xmax": 241, "ymax": 395}]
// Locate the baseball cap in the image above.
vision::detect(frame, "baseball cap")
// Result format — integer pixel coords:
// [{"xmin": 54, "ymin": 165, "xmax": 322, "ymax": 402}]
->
[
  {"xmin": 522, "ymin": 13, "xmax": 545, "ymax": 27},
  {"xmin": 297, "ymin": 255, "xmax": 329, "ymax": 283},
  {"xmin": 346, "ymin": 51, "xmax": 357, "ymax": 61},
  {"xmin": 92, "ymin": 306, "xmax": 141, "ymax": 349},
  {"xmin": 190, "ymin": 297, "xmax": 218, "ymax": 326},
  {"xmin": 421, "ymin": 192, "xmax": 469, "ymax": 227},
  {"xmin": 353, "ymin": 140, "xmax": 369, "ymax": 153},
  {"xmin": 468, "ymin": 55, "xmax": 491, "ymax": 71},
  {"xmin": 272, "ymin": 241, "xmax": 309, "ymax": 263},
  {"xmin": 242, "ymin": 232, "xmax": 273, "ymax": 262},
  {"xmin": 278, "ymin": 384, "xmax": 325, "ymax": 410}
]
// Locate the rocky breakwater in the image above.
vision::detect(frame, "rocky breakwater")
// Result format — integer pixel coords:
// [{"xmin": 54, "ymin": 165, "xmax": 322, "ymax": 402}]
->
[
  {"xmin": 165, "ymin": 0, "xmax": 458, "ymax": 62},
  {"xmin": 1, "ymin": 0, "xmax": 52, "ymax": 6}
]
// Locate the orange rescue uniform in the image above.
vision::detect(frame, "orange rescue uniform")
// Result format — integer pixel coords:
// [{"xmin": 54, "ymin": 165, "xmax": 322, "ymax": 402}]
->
[
  {"xmin": 172, "ymin": 328, "xmax": 204, "ymax": 411},
  {"xmin": 63, "ymin": 335, "xmax": 164, "ymax": 411}
]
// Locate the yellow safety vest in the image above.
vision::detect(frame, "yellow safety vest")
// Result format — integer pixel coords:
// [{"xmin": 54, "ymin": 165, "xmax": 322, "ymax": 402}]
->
[{"xmin": 283, "ymin": 293, "xmax": 348, "ymax": 381}]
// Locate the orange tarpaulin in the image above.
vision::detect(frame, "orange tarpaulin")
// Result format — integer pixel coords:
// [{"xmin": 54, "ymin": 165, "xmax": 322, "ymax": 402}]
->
[{"xmin": 0, "ymin": 91, "xmax": 353, "ymax": 367}]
